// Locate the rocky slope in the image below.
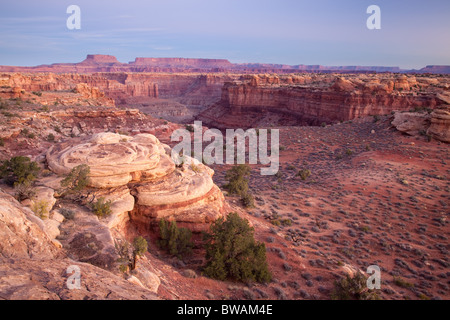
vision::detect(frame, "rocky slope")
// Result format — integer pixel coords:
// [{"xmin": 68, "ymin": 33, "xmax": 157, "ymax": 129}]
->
[{"xmin": 0, "ymin": 190, "xmax": 158, "ymax": 300}]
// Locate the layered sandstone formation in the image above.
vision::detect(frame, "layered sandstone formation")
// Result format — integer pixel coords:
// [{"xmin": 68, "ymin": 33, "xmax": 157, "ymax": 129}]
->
[
  {"xmin": 392, "ymin": 104, "xmax": 450, "ymax": 143},
  {"xmin": 0, "ymin": 72, "xmax": 238, "ymax": 122},
  {"xmin": 46, "ymin": 132, "xmax": 225, "ymax": 232},
  {"xmin": 199, "ymin": 74, "xmax": 448, "ymax": 128},
  {"xmin": 427, "ymin": 105, "xmax": 450, "ymax": 142}
]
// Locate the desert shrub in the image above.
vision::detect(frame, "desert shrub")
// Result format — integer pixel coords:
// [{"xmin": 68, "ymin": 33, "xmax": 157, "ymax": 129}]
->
[
  {"xmin": 202, "ymin": 212, "xmax": 272, "ymax": 283},
  {"xmin": 131, "ymin": 236, "xmax": 148, "ymax": 270},
  {"xmin": 20, "ymin": 128, "xmax": 35, "ymax": 139},
  {"xmin": 1, "ymin": 111, "xmax": 19, "ymax": 118},
  {"xmin": 0, "ymin": 138, "xmax": 4, "ymax": 147},
  {"xmin": 32, "ymin": 91, "xmax": 42, "ymax": 97},
  {"xmin": 224, "ymin": 164, "xmax": 250, "ymax": 196},
  {"xmin": 224, "ymin": 164, "xmax": 256, "ymax": 208},
  {"xmin": 296, "ymin": 169, "xmax": 311, "ymax": 181},
  {"xmin": 241, "ymin": 192, "xmax": 255, "ymax": 208},
  {"xmin": 0, "ymin": 156, "xmax": 40, "ymax": 186},
  {"xmin": 281, "ymin": 218, "xmax": 292, "ymax": 226},
  {"xmin": 158, "ymin": 219, "xmax": 193, "ymax": 258},
  {"xmin": 271, "ymin": 219, "xmax": 281, "ymax": 227},
  {"xmin": 59, "ymin": 208, "xmax": 75, "ymax": 220},
  {"xmin": 133, "ymin": 236, "xmax": 148, "ymax": 258},
  {"xmin": 393, "ymin": 276, "xmax": 414, "ymax": 289},
  {"xmin": 14, "ymin": 181, "xmax": 36, "ymax": 202},
  {"xmin": 91, "ymin": 197, "xmax": 112, "ymax": 218},
  {"xmin": 115, "ymin": 240, "xmax": 133, "ymax": 273},
  {"xmin": 32, "ymin": 200, "xmax": 50, "ymax": 219},
  {"xmin": 60, "ymin": 164, "xmax": 91, "ymax": 195},
  {"xmin": 331, "ymin": 272, "xmax": 380, "ymax": 300},
  {"xmin": 47, "ymin": 133, "xmax": 55, "ymax": 142},
  {"xmin": 190, "ymin": 164, "xmax": 201, "ymax": 173},
  {"xmin": 185, "ymin": 124, "xmax": 194, "ymax": 132}
]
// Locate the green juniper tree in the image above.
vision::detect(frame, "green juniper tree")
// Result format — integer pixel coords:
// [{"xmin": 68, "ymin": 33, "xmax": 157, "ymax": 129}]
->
[
  {"xmin": 158, "ymin": 219, "xmax": 193, "ymax": 258},
  {"xmin": 223, "ymin": 164, "xmax": 255, "ymax": 208},
  {"xmin": 203, "ymin": 212, "xmax": 272, "ymax": 283}
]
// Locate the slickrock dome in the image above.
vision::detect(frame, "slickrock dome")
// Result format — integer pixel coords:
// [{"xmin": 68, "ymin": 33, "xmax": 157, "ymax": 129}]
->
[
  {"xmin": 47, "ymin": 132, "xmax": 175, "ymax": 188},
  {"xmin": 46, "ymin": 132, "xmax": 225, "ymax": 231}
]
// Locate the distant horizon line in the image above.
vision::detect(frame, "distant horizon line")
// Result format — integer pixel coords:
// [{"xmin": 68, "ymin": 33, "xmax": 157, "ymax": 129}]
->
[{"xmin": 2, "ymin": 54, "xmax": 449, "ymax": 73}]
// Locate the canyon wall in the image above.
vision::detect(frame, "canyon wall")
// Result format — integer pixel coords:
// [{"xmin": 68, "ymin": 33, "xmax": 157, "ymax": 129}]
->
[{"xmin": 198, "ymin": 74, "xmax": 448, "ymax": 128}]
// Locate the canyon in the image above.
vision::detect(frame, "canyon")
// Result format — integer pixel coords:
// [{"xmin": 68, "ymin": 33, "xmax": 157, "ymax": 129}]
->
[
  {"xmin": 0, "ymin": 55, "xmax": 449, "ymax": 301},
  {"xmin": 2, "ymin": 58, "xmax": 450, "ymax": 127}
]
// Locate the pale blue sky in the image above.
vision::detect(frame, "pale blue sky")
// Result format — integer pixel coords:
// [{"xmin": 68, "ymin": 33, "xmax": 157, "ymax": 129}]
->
[{"xmin": 0, "ymin": 0, "xmax": 449, "ymax": 69}]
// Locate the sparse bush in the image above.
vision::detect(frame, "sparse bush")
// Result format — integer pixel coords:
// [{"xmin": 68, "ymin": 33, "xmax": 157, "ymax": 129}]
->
[
  {"xmin": 331, "ymin": 272, "xmax": 380, "ymax": 300},
  {"xmin": 203, "ymin": 212, "xmax": 272, "ymax": 283},
  {"xmin": 60, "ymin": 164, "xmax": 91, "ymax": 195},
  {"xmin": 224, "ymin": 165, "xmax": 251, "ymax": 196},
  {"xmin": 281, "ymin": 218, "xmax": 292, "ymax": 226},
  {"xmin": 271, "ymin": 219, "xmax": 281, "ymax": 227},
  {"xmin": 185, "ymin": 124, "xmax": 194, "ymax": 132},
  {"xmin": 158, "ymin": 219, "xmax": 193, "ymax": 258},
  {"xmin": 32, "ymin": 91, "xmax": 42, "ymax": 97},
  {"xmin": 2, "ymin": 111, "xmax": 19, "ymax": 118},
  {"xmin": 393, "ymin": 276, "xmax": 414, "ymax": 289},
  {"xmin": 241, "ymin": 192, "xmax": 255, "ymax": 208},
  {"xmin": 59, "ymin": 208, "xmax": 75, "ymax": 220},
  {"xmin": 32, "ymin": 200, "xmax": 50, "ymax": 219},
  {"xmin": 131, "ymin": 236, "xmax": 148, "ymax": 270},
  {"xmin": 224, "ymin": 164, "xmax": 256, "ymax": 208},
  {"xmin": 47, "ymin": 133, "xmax": 55, "ymax": 142},
  {"xmin": 0, "ymin": 138, "xmax": 4, "ymax": 147},
  {"xmin": 91, "ymin": 197, "xmax": 112, "ymax": 218},
  {"xmin": 190, "ymin": 164, "xmax": 201, "ymax": 173},
  {"xmin": 0, "ymin": 156, "xmax": 40, "ymax": 186},
  {"xmin": 20, "ymin": 128, "xmax": 35, "ymax": 139},
  {"xmin": 14, "ymin": 181, "xmax": 36, "ymax": 202},
  {"xmin": 296, "ymin": 169, "xmax": 311, "ymax": 181}
]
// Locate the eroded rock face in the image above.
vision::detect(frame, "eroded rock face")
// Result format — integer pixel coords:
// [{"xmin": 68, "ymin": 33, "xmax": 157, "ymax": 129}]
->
[
  {"xmin": 198, "ymin": 74, "xmax": 445, "ymax": 128},
  {"xmin": 0, "ymin": 189, "xmax": 58, "ymax": 260},
  {"xmin": 428, "ymin": 105, "xmax": 450, "ymax": 143},
  {"xmin": 392, "ymin": 112, "xmax": 431, "ymax": 136},
  {"xmin": 0, "ymin": 189, "xmax": 158, "ymax": 300},
  {"xmin": 392, "ymin": 105, "xmax": 450, "ymax": 143},
  {"xmin": 46, "ymin": 132, "xmax": 225, "ymax": 232}
]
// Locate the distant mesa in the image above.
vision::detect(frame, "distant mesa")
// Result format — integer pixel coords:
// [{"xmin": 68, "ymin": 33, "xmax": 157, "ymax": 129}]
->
[
  {"xmin": 1, "ymin": 54, "xmax": 449, "ymax": 74},
  {"xmin": 420, "ymin": 65, "xmax": 450, "ymax": 74},
  {"xmin": 79, "ymin": 54, "xmax": 121, "ymax": 65}
]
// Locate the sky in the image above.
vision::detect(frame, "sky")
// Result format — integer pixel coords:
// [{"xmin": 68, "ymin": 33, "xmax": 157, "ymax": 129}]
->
[{"xmin": 0, "ymin": 0, "xmax": 449, "ymax": 69}]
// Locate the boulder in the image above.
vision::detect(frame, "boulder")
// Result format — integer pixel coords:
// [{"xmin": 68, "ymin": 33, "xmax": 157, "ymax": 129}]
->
[
  {"xmin": 392, "ymin": 112, "xmax": 431, "ymax": 136},
  {"xmin": 427, "ymin": 105, "xmax": 450, "ymax": 143}
]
